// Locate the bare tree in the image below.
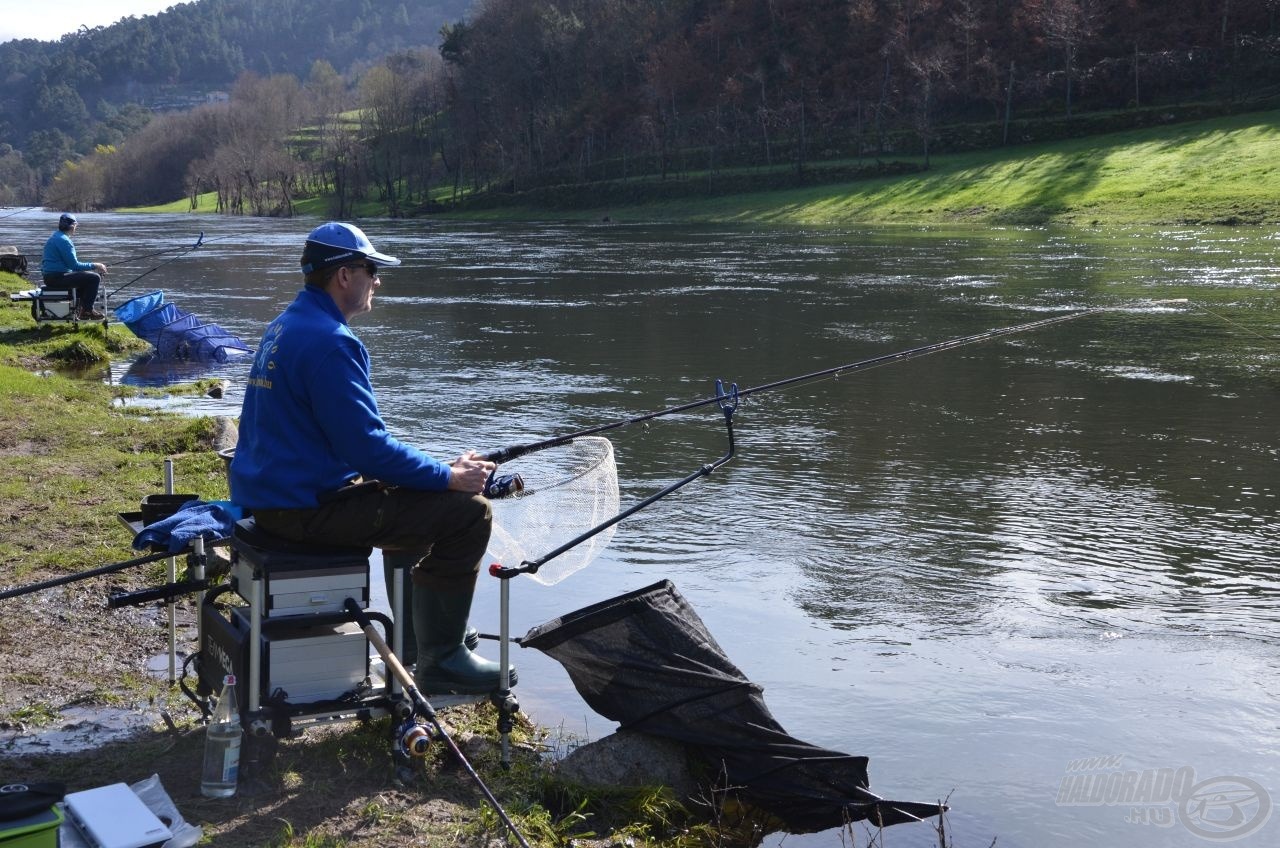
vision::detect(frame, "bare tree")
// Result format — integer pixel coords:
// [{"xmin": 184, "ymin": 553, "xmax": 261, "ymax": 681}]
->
[
  {"xmin": 906, "ymin": 46, "xmax": 954, "ymax": 166},
  {"xmin": 207, "ymin": 73, "xmax": 304, "ymax": 215},
  {"xmin": 949, "ymin": 0, "xmax": 986, "ymax": 91},
  {"xmin": 1034, "ymin": 0, "xmax": 1101, "ymax": 116}
]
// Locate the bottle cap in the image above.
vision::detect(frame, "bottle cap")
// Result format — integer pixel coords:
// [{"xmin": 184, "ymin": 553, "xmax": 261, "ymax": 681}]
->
[{"xmin": 224, "ymin": 674, "xmax": 236, "ymax": 685}]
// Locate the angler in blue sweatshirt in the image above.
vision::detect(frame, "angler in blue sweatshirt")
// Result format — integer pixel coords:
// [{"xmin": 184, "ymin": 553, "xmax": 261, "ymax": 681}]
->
[
  {"xmin": 229, "ymin": 222, "xmax": 513, "ymax": 695},
  {"xmin": 41, "ymin": 213, "xmax": 107, "ymax": 319}
]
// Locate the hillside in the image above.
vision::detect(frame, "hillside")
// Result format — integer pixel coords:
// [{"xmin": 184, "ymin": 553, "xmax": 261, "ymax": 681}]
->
[
  {"xmin": 5, "ymin": 0, "xmax": 1280, "ymax": 216},
  {"xmin": 0, "ymin": 0, "xmax": 473, "ymax": 181}
]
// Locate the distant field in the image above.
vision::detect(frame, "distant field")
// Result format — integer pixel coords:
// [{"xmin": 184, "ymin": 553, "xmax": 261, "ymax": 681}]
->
[{"xmin": 132, "ymin": 109, "xmax": 1280, "ymax": 227}]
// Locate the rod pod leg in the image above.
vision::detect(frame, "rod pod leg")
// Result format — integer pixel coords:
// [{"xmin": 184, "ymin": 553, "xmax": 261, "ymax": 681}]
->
[{"xmin": 494, "ymin": 574, "xmax": 519, "ymax": 768}]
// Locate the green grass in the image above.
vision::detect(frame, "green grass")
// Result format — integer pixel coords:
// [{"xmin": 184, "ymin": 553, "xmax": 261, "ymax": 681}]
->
[
  {"xmin": 0, "ymin": 273, "xmax": 228, "ymax": 578},
  {"xmin": 131, "ymin": 190, "xmax": 391, "ymax": 219},
  {"xmin": 464, "ymin": 109, "xmax": 1280, "ymax": 226}
]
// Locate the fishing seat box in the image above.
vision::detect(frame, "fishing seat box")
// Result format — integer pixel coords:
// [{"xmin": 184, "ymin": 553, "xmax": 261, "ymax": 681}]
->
[
  {"xmin": 0, "ymin": 806, "xmax": 62, "ymax": 848},
  {"xmin": 9, "ymin": 289, "xmax": 76, "ymax": 321},
  {"xmin": 229, "ymin": 517, "xmax": 370, "ymax": 617},
  {"xmin": 201, "ymin": 603, "xmax": 369, "ymax": 709}
]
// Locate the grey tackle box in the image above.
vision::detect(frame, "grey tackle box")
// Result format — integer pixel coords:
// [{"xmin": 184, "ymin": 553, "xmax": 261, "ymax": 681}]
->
[
  {"xmin": 229, "ymin": 518, "xmax": 371, "ymax": 616},
  {"xmin": 202, "ymin": 605, "xmax": 369, "ymax": 707}
]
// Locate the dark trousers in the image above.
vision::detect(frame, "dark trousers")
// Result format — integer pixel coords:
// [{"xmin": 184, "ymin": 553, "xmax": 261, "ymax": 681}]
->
[
  {"xmin": 42, "ymin": 271, "xmax": 101, "ymax": 309},
  {"xmin": 252, "ymin": 484, "xmax": 492, "ymax": 591}
]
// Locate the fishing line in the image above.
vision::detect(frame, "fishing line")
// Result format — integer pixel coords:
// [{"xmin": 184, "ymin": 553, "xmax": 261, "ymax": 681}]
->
[
  {"xmin": 0, "ymin": 206, "xmax": 37, "ymax": 220},
  {"xmin": 109, "ymin": 242, "xmax": 204, "ymax": 266},
  {"xmin": 1190, "ymin": 304, "xmax": 1279, "ymax": 342},
  {"xmin": 106, "ymin": 232, "xmax": 205, "ymax": 298},
  {"xmin": 482, "ymin": 306, "xmax": 1114, "ymax": 464}
]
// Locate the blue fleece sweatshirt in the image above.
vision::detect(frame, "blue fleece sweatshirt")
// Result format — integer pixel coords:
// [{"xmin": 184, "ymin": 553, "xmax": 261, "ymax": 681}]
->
[
  {"xmin": 41, "ymin": 230, "xmax": 94, "ymax": 275},
  {"xmin": 229, "ymin": 285, "xmax": 452, "ymax": 510}
]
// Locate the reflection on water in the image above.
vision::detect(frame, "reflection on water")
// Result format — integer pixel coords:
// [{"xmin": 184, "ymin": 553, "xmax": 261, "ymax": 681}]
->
[
  {"xmin": 119, "ymin": 353, "xmax": 235, "ymax": 388},
  {"xmin": 4, "ymin": 210, "xmax": 1278, "ymax": 847}
]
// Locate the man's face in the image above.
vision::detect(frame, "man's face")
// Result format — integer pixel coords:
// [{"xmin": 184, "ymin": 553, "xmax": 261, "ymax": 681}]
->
[{"xmin": 336, "ymin": 261, "xmax": 381, "ymax": 318}]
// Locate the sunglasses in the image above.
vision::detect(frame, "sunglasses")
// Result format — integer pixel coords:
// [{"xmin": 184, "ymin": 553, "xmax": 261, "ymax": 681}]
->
[{"xmin": 343, "ymin": 261, "xmax": 380, "ymax": 277}]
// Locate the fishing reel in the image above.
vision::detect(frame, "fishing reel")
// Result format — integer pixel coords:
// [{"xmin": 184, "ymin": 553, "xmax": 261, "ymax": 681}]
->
[
  {"xmin": 483, "ymin": 471, "xmax": 525, "ymax": 499},
  {"xmin": 395, "ymin": 716, "xmax": 436, "ymax": 759},
  {"xmin": 392, "ymin": 716, "xmax": 439, "ymax": 785}
]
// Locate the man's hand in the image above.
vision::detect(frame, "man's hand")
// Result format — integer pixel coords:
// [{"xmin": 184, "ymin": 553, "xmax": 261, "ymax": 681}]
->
[
  {"xmin": 93, "ymin": 262, "xmax": 107, "ymax": 276},
  {"xmin": 447, "ymin": 451, "xmax": 496, "ymax": 494}
]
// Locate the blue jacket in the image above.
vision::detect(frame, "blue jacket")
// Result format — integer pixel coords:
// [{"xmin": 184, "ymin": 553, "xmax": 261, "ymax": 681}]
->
[
  {"xmin": 41, "ymin": 230, "xmax": 94, "ymax": 275},
  {"xmin": 229, "ymin": 285, "xmax": 452, "ymax": 510}
]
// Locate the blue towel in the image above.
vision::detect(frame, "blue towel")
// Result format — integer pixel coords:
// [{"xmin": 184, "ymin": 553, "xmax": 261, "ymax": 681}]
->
[{"xmin": 133, "ymin": 499, "xmax": 244, "ymax": 553}]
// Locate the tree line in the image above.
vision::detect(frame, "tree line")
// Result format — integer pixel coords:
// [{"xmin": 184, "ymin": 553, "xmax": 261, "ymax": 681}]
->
[
  {"xmin": 13, "ymin": 0, "xmax": 1280, "ymax": 213},
  {"xmin": 440, "ymin": 0, "xmax": 1279, "ymax": 191}
]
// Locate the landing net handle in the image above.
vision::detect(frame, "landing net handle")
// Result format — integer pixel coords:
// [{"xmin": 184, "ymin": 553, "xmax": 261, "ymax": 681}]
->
[{"xmin": 488, "ymin": 380, "xmax": 739, "ymax": 581}]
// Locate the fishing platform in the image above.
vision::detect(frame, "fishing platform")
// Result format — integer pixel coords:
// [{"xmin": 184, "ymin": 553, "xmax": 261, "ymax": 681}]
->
[{"xmin": 114, "ymin": 468, "xmax": 508, "ymax": 780}]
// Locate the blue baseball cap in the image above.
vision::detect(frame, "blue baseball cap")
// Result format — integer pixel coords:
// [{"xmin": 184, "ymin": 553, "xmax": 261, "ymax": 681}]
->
[{"xmin": 300, "ymin": 222, "xmax": 401, "ymax": 275}]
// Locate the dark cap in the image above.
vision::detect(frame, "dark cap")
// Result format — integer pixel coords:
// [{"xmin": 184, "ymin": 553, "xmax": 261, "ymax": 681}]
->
[
  {"xmin": 300, "ymin": 222, "xmax": 401, "ymax": 275},
  {"xmin": 59, "ymin": 213, "xmax": 77, "ymax": 230}
]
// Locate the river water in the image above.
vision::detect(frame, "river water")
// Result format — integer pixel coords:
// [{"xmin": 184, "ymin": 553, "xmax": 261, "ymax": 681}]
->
[{"xmin": 4, "ymin": 210, "xmax": 1278, "ymax": 847}]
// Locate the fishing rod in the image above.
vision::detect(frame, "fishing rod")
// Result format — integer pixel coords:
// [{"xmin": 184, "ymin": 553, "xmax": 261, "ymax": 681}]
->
[
  {"xmin": 106, "ymin": 231, "xmax": 205, "ymax": 298},
  {"xmin": 343, "ymin": 599, "xmax": 533, "ymax": 848},
  {"xmin": 0, "ymin": 206, "xmax": 37, "ymax": 220},
  {"xmin": 481, "ymin": 306, "xmax": 1116, "ymax": 464},
  {"xmin": 0, "ymin": 547, "xmax": 199, "ymax": 601}
]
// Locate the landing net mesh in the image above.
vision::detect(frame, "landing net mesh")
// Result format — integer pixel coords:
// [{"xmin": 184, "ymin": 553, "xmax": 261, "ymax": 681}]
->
[{"xmin": 486, "ymin": 436, "xmax": 620, "ymax": 586}]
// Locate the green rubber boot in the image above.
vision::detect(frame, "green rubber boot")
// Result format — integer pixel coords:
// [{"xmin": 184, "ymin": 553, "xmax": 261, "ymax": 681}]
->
[
  {"xmin": 412, "ymin": 576, "xmax": 516, "ymax": 695},
  {"xmin": 382, "ymin": 552, "xmax": 477, "ymax": 667}
]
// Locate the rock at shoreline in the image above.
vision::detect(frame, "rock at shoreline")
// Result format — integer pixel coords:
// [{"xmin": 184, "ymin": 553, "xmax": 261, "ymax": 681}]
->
[{"xmin": 554, "ymin": 730, "xmax": 699, "ymax": 801}]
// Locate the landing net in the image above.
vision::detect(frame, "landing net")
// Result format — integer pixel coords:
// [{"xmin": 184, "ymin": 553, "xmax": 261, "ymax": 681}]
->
[{"xmin": 486, "ymin": 436, "xmax": 620, "ymax": 586}]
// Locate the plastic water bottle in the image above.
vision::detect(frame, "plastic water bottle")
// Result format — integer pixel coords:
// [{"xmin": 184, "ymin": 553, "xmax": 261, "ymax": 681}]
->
[{"xmin": 200, "ymin": 674, "xmax": 242, "ymax": 798}]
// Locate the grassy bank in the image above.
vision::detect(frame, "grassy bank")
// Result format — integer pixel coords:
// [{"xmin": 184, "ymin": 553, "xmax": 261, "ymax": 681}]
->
[
  {"xmin": 488, "ymin": 109, "xmax": 1280, "ymax": 226},
  {"xmin": 135, "ymin": 108, "xmax": 1280, "ymax": 227}
]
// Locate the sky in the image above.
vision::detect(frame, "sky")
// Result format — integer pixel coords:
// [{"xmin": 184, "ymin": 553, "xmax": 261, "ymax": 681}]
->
[{"xmin": 0, "ymin": 1, "xmax": 177, "ymax": 44}]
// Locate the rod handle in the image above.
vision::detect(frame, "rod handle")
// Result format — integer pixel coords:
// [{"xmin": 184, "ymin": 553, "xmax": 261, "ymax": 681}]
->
[{"xmin": 344, "ymin": 598, "xmax": 413, "ymax": 689}]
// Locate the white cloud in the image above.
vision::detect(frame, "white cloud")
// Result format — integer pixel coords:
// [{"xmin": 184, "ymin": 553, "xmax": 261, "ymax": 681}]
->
[{"xmin": 0, "ymin": 1, "xmax": 178, "ymax": 44}]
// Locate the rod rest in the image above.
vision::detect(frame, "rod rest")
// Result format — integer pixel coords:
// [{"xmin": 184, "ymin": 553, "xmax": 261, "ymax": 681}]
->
[{"xmin": 232, "ymin": 516, "xmax": 371, "ymax": 558}]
